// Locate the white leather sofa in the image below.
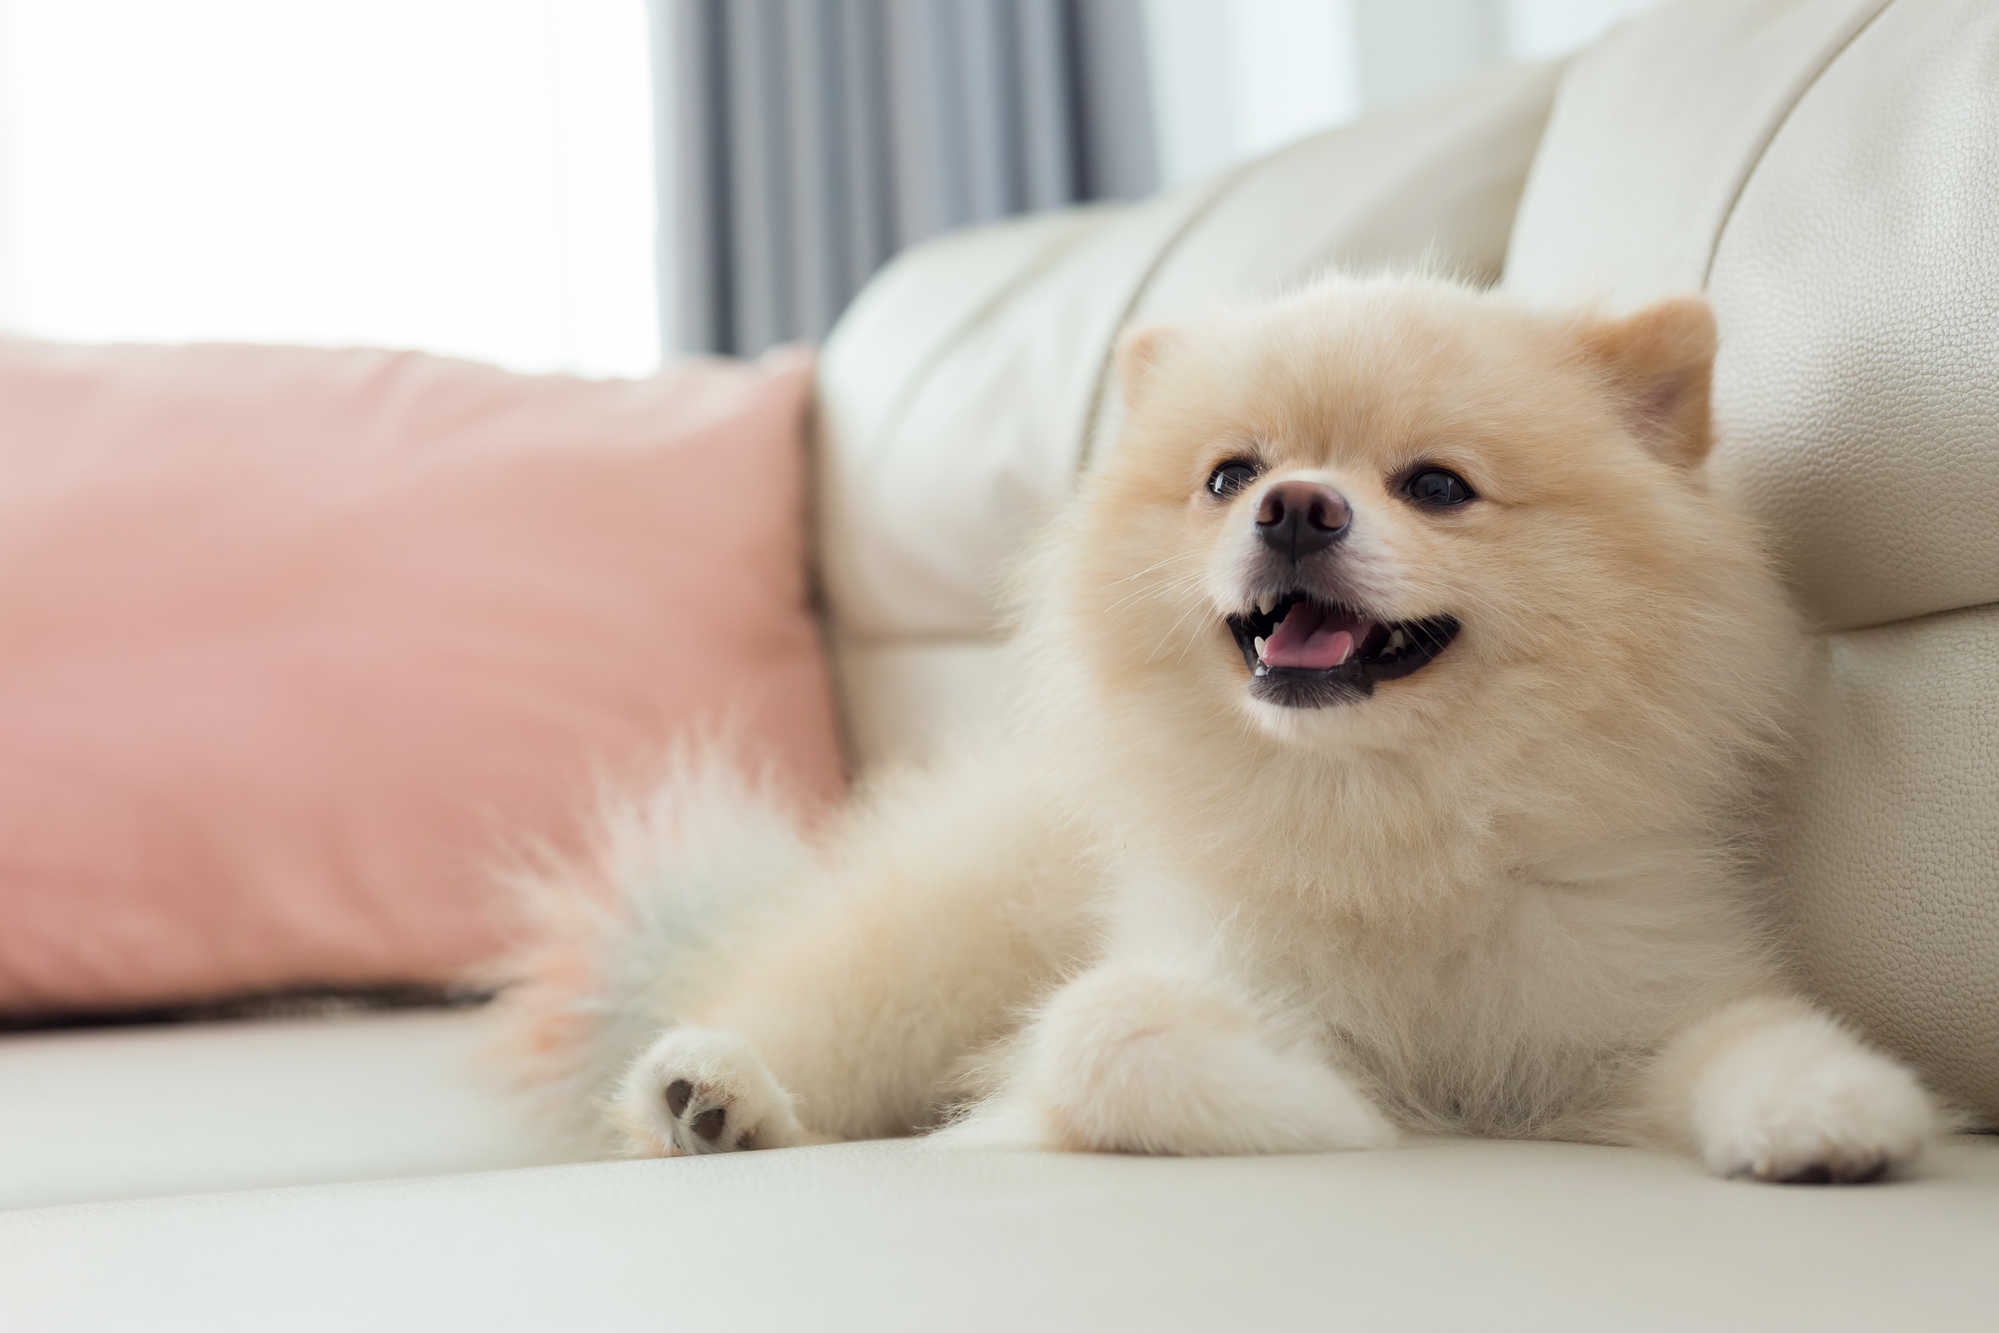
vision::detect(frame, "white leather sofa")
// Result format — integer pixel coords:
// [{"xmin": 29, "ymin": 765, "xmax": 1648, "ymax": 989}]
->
[{"xmin": 4, "ymin": 1, "xmax": 1994, "ymax": 1327}]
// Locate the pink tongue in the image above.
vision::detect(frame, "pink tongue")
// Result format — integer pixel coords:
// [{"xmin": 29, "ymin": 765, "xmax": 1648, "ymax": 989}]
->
[{"xmin": 1261, "ymin": 601, "xmax": 1356, "ymax": 670}]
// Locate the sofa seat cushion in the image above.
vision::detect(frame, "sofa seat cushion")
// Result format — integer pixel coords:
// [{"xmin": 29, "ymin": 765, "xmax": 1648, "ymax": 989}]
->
[
  {"xmin": 3, "ymin": 1135, "xmax": 1993, "ymax": 1331},
  {"xmin": 0, "ymin": 1007, "xmax": 546, "ymax": 1211}
]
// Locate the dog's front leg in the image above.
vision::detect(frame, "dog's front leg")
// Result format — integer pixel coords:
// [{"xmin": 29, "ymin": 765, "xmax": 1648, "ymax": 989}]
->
[
  {"xmin": 1635, "ymin": 995, "xmax": 1939, "ymax": 1182},
  {"xmin": 963, "ymin": 961, "xmax": 1398, "ymax": 1156},
  {"xmin": 613, "ymin": 763, "xmax": 1094, "ymax": 1156}
]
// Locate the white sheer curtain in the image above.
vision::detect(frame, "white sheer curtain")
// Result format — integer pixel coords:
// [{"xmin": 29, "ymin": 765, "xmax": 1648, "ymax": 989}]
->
[
  {"xmin": 0, "ymin": 0, "xmax": 1654, "ymax": 373},
  {"xmin": 0, "ymin": 0, "xmax": 659, "ymax": 378}
]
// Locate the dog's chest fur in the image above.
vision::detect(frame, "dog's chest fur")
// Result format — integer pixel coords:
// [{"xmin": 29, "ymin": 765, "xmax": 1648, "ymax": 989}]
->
[{"xmin": 1105, "ymin": 817, "xmax": 1776, "ymax": 1136}]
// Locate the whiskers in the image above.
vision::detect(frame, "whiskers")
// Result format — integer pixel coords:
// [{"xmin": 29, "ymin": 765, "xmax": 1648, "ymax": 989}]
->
[
  {"xmin": 1149, "ymin": 596, "xmax": 1220, "ymax": 666},
  {"xmin": 1087, "ymin": 547, "xmax": 1240, "ymax": 671},
  {"xmin": 1119, "ymin": 550, "xmax": 1206, "ymax": 584},
  {"xmin": 1129, "ymin": 571, "xmax": 1225, "ymax": 665},
  {"xmin": 1103, "ymin": 551, "xmax": 1209, "ymax": 617}
]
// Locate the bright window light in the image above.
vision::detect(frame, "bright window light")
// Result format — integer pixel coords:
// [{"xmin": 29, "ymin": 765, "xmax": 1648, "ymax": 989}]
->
[
  {"xmin": 1142, "ymin": 0, "xmax": 1659, "ymax": 190},
  {"xmin": 1502, "ymin": 0, "xmax": 1659, "ymax": 59},
  {"xmin": 1143, "ymin": 0, "xmax": 1363, "ymax": 188},
  {"xmin": 0, "ymin": 0, "xmax": 658, "ymax": 378}
]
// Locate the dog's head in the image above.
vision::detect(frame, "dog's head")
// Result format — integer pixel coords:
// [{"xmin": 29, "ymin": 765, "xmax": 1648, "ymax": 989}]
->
[{"xmin": 1039, "ymin": 277, "xmax": 1793, "ymax": 770}]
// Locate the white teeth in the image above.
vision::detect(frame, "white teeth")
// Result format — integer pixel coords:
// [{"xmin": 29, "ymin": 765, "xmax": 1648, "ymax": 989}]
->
[
  {"xmin": 1253, "ymin": 636, "xmax": 1267, "ymax": 661},
  {"xmin": 1254, "ymin": 663, "xmax": 1270, "ymax": 677},
  {"xmin": 1335, "ymin": 640, "xmax": 1353, "ymax": 666},
  {"xmin": 1386, "ymin": 628, "xmax": 1407, "ymax": 652},
  {"xmin": 1257, "ymin": 594, "xmax": 1276, "ymax": 616}
]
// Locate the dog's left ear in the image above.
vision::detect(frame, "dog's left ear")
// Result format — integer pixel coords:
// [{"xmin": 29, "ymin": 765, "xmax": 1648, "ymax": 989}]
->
[
  {"xmin": 1581, "ymin": 295, "xmax": 1718, "ymax": 469},
  {"xmin": 1114, "ymin": 322, "xmax": 1185, "ymax": 412}
]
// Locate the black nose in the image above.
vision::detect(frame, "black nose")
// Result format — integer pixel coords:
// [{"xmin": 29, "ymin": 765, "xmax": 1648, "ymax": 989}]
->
[{"xmin": 1255, "ymin": 480, "xmax": 1350, "ymax": 560}]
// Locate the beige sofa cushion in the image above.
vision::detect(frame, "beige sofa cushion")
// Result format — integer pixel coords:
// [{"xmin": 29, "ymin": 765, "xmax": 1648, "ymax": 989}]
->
[
  {"xmin": 815, "ymin": 61, "xmax": 1561, "ymax": 769},
  {"xmin": 5, "ymin": 1136, "xmax": 1995, "ymax": 1331},
  {"xmin": 1505, "ymin": 0, "xmax": 1999, "ymax": 1123},
  {"xmin": 1503, "ymin": 0, "xmax": 1889, "ymax": 314},
  {"xmin": 0, "ymin": 1008, "xmax": 546, "ymax": 1211}
]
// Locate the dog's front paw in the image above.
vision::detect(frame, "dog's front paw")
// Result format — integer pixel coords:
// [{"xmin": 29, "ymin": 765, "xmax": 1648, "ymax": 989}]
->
[
  {"xmin": 1690, "ymin": 1007, "xmax": 1937, "ymax": 1184},
  {"xmin": 1016, "ymin": 964, "xmax": 1398, "ymax": 1156},
  {"xmin": 613, "ymin": 1027, "xmax": 810, "ymax": 1157}
]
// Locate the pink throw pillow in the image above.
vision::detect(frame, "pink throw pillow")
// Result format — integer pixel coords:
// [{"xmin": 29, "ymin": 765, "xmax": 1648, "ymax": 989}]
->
[{"xmin": 0, "ymin": 339, "xmax": 844, "ymax": 1012}]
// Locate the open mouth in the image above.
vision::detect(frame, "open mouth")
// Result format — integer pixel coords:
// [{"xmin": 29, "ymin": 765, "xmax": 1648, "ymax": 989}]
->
[{"xmin": 1225, "ymin": 592, "xmax": 1460, "ymax": 708}]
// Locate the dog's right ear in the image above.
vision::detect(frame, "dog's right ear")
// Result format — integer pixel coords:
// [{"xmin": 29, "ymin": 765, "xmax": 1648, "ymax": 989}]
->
[
  {"xmin": 1580, "ymin": 295, "xmax": 1718, "ymax": 469},
  {"xmin": 1114, "ymin": 322, "xmax": 1185, "ymax": 411}
]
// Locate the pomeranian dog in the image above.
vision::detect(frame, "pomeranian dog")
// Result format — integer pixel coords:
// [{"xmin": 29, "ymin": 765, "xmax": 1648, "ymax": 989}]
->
[{"xmin": 497, "ymin": 275, "xmax": 1939, "ymax": 1182}]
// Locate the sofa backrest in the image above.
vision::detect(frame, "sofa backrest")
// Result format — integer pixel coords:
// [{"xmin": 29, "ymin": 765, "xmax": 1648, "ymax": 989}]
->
[
  {"xmin": 812, "ymin": 0, "xmax": 1998, "ymax": 1126},
  {"xmin": 1506, "ymin": 0, "xmax": 1999, "ymax": 1126}
]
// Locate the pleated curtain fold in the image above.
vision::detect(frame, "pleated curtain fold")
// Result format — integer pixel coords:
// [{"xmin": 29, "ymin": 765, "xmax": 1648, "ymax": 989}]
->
[{"xmin": 654, "ymin": 0, "xmax": 1157, "ymax": 356}]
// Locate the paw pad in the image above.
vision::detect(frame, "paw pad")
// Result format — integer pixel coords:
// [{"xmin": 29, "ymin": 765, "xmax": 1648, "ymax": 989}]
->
[
  {"xmin": 690, "ymin": 1106, "xmax": 728, "ymax": 1143},
  {"xmin": 617, "ymin": 1028, "xmax": 802, "ymax": 1157},
  {"xmin": 653, "ymin": 1075, "xmax": 757, "ymax": 1152}
]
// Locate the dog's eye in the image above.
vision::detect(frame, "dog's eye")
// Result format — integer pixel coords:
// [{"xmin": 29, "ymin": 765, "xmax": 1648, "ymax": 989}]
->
[
  {"xmin": 1405, "ymin": 468, "xmax": 1475, "ymax": 507},
  {"xmin": 1207, "ymin": 459, "xmax": 1260, "ymax": 499}
]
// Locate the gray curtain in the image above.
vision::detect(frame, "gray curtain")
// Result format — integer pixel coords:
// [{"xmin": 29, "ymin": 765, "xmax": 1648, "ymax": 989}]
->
[{"xmin": 652, "ymin": 0, "xmax": 1158, "ymax": 357}]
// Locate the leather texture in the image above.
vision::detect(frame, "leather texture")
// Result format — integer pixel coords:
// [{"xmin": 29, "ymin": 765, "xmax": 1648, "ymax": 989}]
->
[
  {"xmin": 1504, "ymin": 0, "xmax": 1999, "ymax": 1126},
  {"xmin": 0, "ymin": 1009, "xmax": 547, "ymax": 1211},
  {"xmin": 1773, "ymin": 607, "xmax": 1999, "ymax": 1122},
  {"xmin": 1504, "ymin": 0, "xmax": 1891, "ymax": 309},
  {"xmin": 1705, "ymin": 0, "xmax": 1999, "ymax": 634},
  {"xmin": 4, "ymin": 1136, "xmax": 1995, "ymax": 1333},
  {"xmin": 817, "ymin": 61, "xmax": 1560, "ymax": 767}
]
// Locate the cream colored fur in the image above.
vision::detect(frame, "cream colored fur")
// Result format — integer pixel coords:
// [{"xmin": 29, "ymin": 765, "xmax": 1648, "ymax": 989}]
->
[{"xmin": 497, "ymin": 276, "xmax": 1937, "ymax": 1181}]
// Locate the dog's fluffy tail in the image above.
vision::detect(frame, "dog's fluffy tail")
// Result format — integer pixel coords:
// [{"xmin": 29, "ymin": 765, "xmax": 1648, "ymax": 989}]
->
[{"xmin": 482, "ymin": 746, "xmax": 818, "ymax": 1157}]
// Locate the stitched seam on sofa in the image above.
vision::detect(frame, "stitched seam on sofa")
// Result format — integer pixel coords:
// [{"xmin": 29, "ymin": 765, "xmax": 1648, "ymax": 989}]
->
[
  {"xmin": 857, "ymin": 209, "xmax": 1118, "ymax": 465},
  {"xmin": 1701, "ymin": 0, "xmax": 1897, "ymax": 289},
  {"xmin": 1832, "ymin": 596, "xmax": 1999, "ymax": 641},
  {"xmin": 1314, "ymin": 62, "xmax": 1561, "ymax": 294},
  {"xmin": 1069, "ymin": 165, "xmax": 1276, "ymax": 473},
  {"xmin": 1074, "ymin": 62, "xmax": 1559, "ymax": 473}
]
